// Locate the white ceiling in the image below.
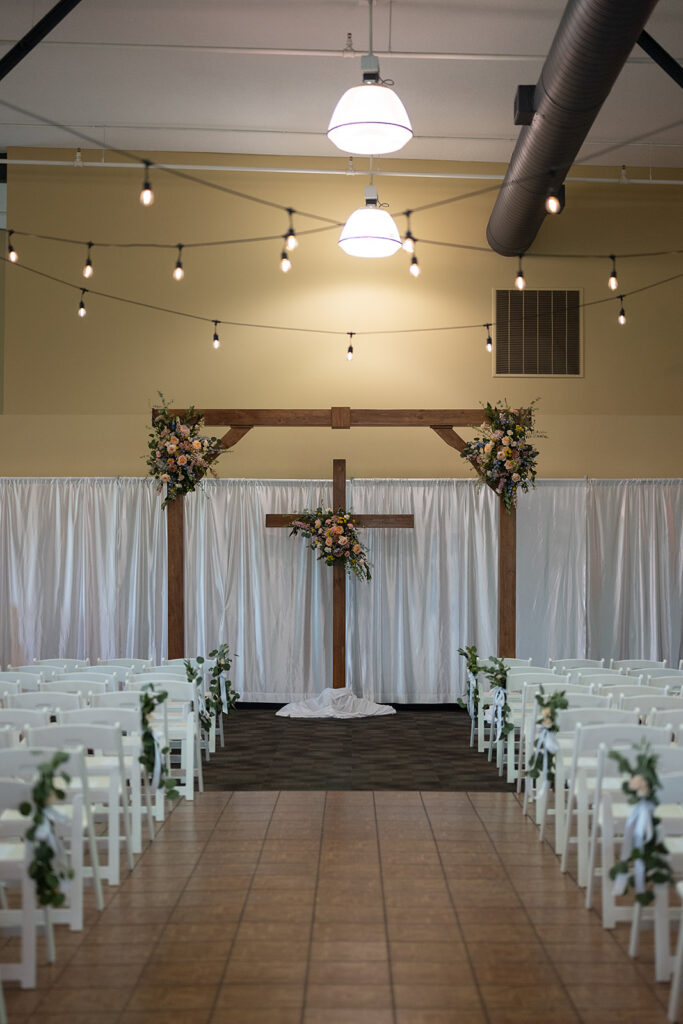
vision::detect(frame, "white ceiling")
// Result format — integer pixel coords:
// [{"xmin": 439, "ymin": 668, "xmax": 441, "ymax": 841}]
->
[{"xmin": 0, "ymin": 0, "xmax": 681, "ymax": 167}]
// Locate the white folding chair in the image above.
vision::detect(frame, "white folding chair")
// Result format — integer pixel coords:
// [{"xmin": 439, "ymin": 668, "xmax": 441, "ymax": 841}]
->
[
  {"xmin": 620, "ymin": 694, "xmax": 683, "ymax": 718},
  {"xmin": 91, "ymin": 665, "xmax": 133, "ymax": 688},
  {"xmin": 5, "ymin": 668, "xmax": 51, "ymax": 688},
  {"xmin": 0, "ymin": 681, "xmax": 21, "ymax": 701},
  {"xmin": 0, "ymin": 746, "xmax": 101, "ymax": 933},
  {"xmin": 0, "ymin": 709, "xmax": 51, "ymax": 738},
  {"xmin": 629, "ymin": 668, "xmax": 683, "ymax": 681},
  {"xmin": 596, "ymin": 684, "xmax": 673, "ymax": 700},
  {"xmin": 33, "ymin": 658, "xmax": 90, "ymax": 672},
  {"xmin": 610, "ymin": 659, "xmax": 667, "ymax": 671},
  {"xmin": 40, "ymin": 679, "xmax": 108, "ymax": 700},
  {"xmin": 7, "ymin": 692, "xmax": 82, "ymax": 715},
  {"xmin": 0, "ymin": 672, "xmax": 41, "ymax": 694},
  {"xmin": 548, "ymin": 658, "xmax": 605, "ymax": 671},
  {"xmin": 53, "ymin": 671, "xmax": 117, "ymax": 689},
  {"xmin": 97, "ymin": 658, "xmax": 152, "ymax": 673},
  {"xmin": 59, "ymin": 707, "xmax": 154, "ymax": 852},
  {"xmin": 145, "ymin": 664, "xmax": 188, "ymax": 677},
  {"xmin": 26, "ymin": 725, "xmax": 133, "ymax": 887}
]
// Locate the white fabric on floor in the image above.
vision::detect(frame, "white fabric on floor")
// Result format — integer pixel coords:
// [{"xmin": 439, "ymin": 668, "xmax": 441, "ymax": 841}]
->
[{"xmin": 276, "ymin": 687, "xmax": 396, "ymax": 718}]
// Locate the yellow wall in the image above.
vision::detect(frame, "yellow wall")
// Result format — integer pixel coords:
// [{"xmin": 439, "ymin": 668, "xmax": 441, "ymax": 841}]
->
[{"xmin": 1, "ymin": 149, "xmax": 681, "ymax": 478}]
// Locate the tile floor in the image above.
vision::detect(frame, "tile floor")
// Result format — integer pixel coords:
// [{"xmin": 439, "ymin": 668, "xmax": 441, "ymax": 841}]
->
[{"xmin": 2, "ymin": 790, "xmax": 675, "ymax": 1024}]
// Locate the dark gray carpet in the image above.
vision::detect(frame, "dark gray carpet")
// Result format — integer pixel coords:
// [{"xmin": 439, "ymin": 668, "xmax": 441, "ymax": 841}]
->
[{"xmin": 202, "ymin": 705, "xmax": 515, "ymax": 791}]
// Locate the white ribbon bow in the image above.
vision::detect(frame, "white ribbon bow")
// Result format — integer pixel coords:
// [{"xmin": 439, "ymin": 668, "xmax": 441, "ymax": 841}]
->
[
  {"xmin": 532, "ymin": 725, "xmax": 560, "ymax": 797},
  {"xmin": 149, "ymin": 728, "xmax": 163, "ymax": 790},
  {"xmin": 613, "ymin": 798, "xmax": 656, "ymax": 896},
  {"xmin": 491, "ymin": 686, "xmax": 507, "ymax": 742},
  {"xmin": 219, "ymin": 677, "xmax": 228, "ymax": 714},
  {"xmin": 33, "ymin": 805, "xmax": 71, "ymax": 892},
  {"xmin": 466, "ymin": 671, "xmax": 477, "ymax": 718}
]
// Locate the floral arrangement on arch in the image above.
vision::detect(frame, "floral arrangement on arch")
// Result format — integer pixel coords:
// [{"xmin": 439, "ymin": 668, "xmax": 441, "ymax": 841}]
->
[
  {"xmin": 147, "ymin": 393, "xmax": 224, "ymax": 509},
  {"xmin": 460, "ymin": 400, "xmax": 543, "ymax": 512},
  {"xmin": 289, "ymin": 507, "xmax": 371, "ymax": 581}
]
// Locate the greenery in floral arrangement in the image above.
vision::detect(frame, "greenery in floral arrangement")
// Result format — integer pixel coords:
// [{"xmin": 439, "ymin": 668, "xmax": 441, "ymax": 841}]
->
[
  {"xmin": 289, "ymin": 507, "xmax": 371, "ymax": 580},
  {"xmin": 457, "ymin": 644, "xmax": 482, "ymax": 712},
  {"xmin": 139, "ymin": 685, "xmax": 179, "ymax": 800},
  {"xmin": 460, "ymin": 399, "xmax": 544, "ymax": 512},
  {"xmin": 526, "ymin": 686, "xmax": 569, "ymax": 790},
  {"xmin": 147, "ymin": 392, "xmax": 224, "ymax": 509},
  {"xmin": 19, "ymin": 751, "xmax": 74, "ymax": 908},
  {"xmin": 481, "ymin": 657, "xmax": 514, "ymax": 738},
  {"xmin": 184, "ymin": 643, "xmax": 240, "ymax": 733},
  {"xmin": 608, "ymin": 743, "xmax": 674, "ymax": 906}
]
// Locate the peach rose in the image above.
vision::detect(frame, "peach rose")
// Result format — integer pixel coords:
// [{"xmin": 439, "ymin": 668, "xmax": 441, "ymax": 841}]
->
[{"xmin": 177, "ymin": 454, "xmax": 188, "ymax": 466}]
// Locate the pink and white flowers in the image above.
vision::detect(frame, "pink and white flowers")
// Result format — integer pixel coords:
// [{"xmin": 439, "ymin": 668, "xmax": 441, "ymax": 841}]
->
[
  {"xmin": 289, "ymin": 507, "xmax": 371, "ymax": 580},
  {"xmin": 147, "ymin": 394, "xmax": 224, "ymax": 509},
  {"xmin": 460, "ymin": 400, "xmax": 543, "ymax": 513}
]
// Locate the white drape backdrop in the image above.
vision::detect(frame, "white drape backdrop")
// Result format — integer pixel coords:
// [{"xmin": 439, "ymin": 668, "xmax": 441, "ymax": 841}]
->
[{"xmin": 1, "ymin": 477, "xmax": 681, "ymax": 701}]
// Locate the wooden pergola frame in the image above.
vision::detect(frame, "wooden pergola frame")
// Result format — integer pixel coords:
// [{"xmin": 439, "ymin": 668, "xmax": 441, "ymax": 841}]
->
[{"xmin": 155, "ymin": 406, "xmax": 517, "ymax": 662}]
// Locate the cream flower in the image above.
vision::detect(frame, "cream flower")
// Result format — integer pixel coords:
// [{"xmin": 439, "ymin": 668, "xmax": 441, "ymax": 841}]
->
[
  {"xmin": 628, "ymin": 774, "xmax": 650, "ymax": 798},
  {"xmin": 160, "ymin": 473, "xmax": 171, "ymax": 482},
  {"xmin": 166, "ymin": 442, "xmax": 177, "ymax": 454}
]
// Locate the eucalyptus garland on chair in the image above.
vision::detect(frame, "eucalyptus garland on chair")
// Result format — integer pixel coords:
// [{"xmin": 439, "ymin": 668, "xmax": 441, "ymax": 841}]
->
[
  {"xmin": 139, "ymin": 685, "xmax": 179, "ymax": 801},
  {"xmin": 608, "ymin": 743, "xmax": 674, "ymax": 906},
  {"xmin": 482, "ymin": 657, "xmax": 514, "ymax": 741},
  {"xmin": 19, "ymin": 751, "xmax": 74, "ymax": 908},
  {"xmin": 457, "ymin": 644, "xmax": 482, "ymax": 716},
  {"xmin": 184, "ymin": 643, "xmax": 240, "ymax": 733},
  {"xmin": 525, "ymin": 686, "xmax": 569, "ymax": 793}
]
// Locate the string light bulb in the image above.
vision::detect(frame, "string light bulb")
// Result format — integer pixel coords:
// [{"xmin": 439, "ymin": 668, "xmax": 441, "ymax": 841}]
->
[
  {"xmin": 7, "ymin": 230, "xmax": 17, "ymax": 263},
  {"xmin": 544, "ymin": 183, "xmax": 565, "ymax": 215},
  {"xmin": 346, "ymin": 332, "xmax": 355, "ymax": 361},
  {"xmin": 515, "ymin": 256, "xmax": 525, "ymax": 291},
  {"xmin": 82, "ymin": 242, "xmax": 94, "ymax": 279},
  {"xmin": 212, "ymin": 321, "xmax": 220, "ymax": 349},
  {"xmin": 485, "ymin": 324, "xmax": 493, "ymax": 353},
  {"xmin": 280, "ymin": 249, "xmax": 292, "ymax": 273},
  {"xmin": 139, "ymin": 161, "xmax": 154, "ymax": 206},
  {"xmin": 608, "ymin": 255, "xmax": 618, "ymax": 292},
  {"xmin": 617, "ymin": 296, "xmax": 626, "ymax": 326},
  {"xmin": 284, "ymin": 209, "xmax": 298, "ymax": 251},
  {"xmin": 409, "ymin": 254, "xmax": 420, "ymax": 278},
  {"xmin": 172, "ymin": 244, "xmax": 184, "ymax": 281},
  {"xmin": 77, "ymin": 289, "xmax": 87, "ymax": 318}
]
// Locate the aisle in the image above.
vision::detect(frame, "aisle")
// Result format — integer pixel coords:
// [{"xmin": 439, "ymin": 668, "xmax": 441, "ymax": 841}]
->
[
  {"xmin": 2, "ymin": 790, "xmax": 669, "ymax": 1023},
  {"xmin": 202, "ymin": 707, "xmax": 515, "ymax": 791}
]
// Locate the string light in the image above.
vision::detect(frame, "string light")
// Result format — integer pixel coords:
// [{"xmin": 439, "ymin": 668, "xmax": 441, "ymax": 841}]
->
[
  {"xmin": 409, "ymin": 254, "xmax": 420, "ymax": 278},
  {"xmin": 7, "ymin": 230, "xmax": 17, "ymax": 263},
  {"xmin": 515, "ymin": 255, "xmax": 525, "ymax": 291},
  {"xmin": 403, "ymin": 211, "xmax": 416, "ymax": 254},
  {"xmin": 284, "ymin": 209, "xmax": 298, "ymax": 252},
  {"xmin": 139, "ymin": 161, "xmax": 154, "ymax": 206},
  {"xmin": 212, "ymin": 321, "xmax": 220, "ymax": 349},
  {"xmin": 617, "ymin": 296, "xmax": 626, "ymax": 325},
  {"xmin": 82, "ymin": 242, "xmax": 94, "ymax": 279},
  {"xmin": 544, "ymin": 184, "xmax": 565, "ymax": 215},
  {"xmin": 280, "ymin": 249, "xmax": 292, "ymax": 273},
  {"xmin": 172, "ymin": 244, "xmax": 184, "ymax": 281},
  {"xmin": 347, "ymin": 331, "xmax": 355, "ymax": 361},
  {"xmin": 485, "ymin": 324, "xmax": 493, "ymax": 353},
  {"xmin": 77, "ymin": 288, "xmax": 87, "ymax": 317},
  {"xmin": 608, "ymin": 254, "xmax": 618, "ymax": 291}
]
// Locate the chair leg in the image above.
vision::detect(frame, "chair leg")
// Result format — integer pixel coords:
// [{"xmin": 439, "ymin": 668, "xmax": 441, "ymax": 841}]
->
[
  {"xmin": 44, "ymin": 906, "xmax": 56, "ymax": 964},
  {"xmin": 84, "ymin": 801, "xmax": 104, "ymax": 911},
  {"xmin": 667, "ymin": 904, "xmax": 683, "ymax": 1021},
  {"xmin": 655, "ymin": 884, "xmax": 672, "ymax": 983},
  {"xmin": 629, "ymin": 899, "xmax": 642, "ymax": 958}
]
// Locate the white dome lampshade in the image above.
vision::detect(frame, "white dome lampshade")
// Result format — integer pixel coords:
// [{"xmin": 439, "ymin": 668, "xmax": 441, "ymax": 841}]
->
[
  {"xmin": 338, "ymin": 186, "xmax": 402, "ymax": 258},
  {"xmin": 327, "ymin": 83, "xmax": 413, "ymax": 156}
]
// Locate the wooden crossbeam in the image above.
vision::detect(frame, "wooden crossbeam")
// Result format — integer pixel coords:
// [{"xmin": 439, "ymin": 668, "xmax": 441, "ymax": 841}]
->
[{"xmin": 161, "ymin": 408, "xmax": 484, "ymax": 428}]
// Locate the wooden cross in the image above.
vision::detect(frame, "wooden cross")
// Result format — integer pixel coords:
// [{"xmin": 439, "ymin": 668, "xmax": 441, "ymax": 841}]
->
[
  {"xmin": 265, "ymin": 458, "xmax": 414, "ymax": 689},
  {"xmin": 158, "ymin": 407, "xmax": 518, "ymax": 662}
]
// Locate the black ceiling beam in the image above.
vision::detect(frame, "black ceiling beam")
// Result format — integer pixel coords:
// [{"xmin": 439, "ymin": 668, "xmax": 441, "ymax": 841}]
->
[
  {"xmin": 637, "ymin": 30, "xmax": 683, "ymax": 89},
  {"xmin": 0, "ymin": 0, "xmax": 84, "ymax": 84}
]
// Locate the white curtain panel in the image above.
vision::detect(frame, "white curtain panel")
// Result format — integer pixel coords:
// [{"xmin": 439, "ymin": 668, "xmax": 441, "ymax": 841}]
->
[{"xmin": 1, "ymin": 477, "xmax": 682, "ymax": 700}]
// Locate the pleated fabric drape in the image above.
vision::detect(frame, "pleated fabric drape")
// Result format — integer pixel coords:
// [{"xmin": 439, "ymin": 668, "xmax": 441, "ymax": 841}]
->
[{"xmin": 1, "ymin": 477, "xmax": 681, "ymax": 701}]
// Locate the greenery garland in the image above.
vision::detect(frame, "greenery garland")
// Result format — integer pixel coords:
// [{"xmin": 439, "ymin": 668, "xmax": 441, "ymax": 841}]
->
[
  {"xmin": 525, "ymin": 686, "xmax": 569, "ymax": 790},
  {"xmin": 19, "ymin": 751, "xmax": 74, "ymax": 908},
  {"xmin": 481, "ymin": 657, "xmax": 514, "ymax": 739},
  {"xmin": 184, "ymin": 643, "xmax": 240, "ymax": 733},
  {"xmin": 289, "ymin": 507, "xmax": 371, "ymax": 580},
  {"xmin": 139, "ymin": 685, "xmax": 179, "ymax": 800},
  {"xmin": 460, "ymin": 400, "xmax": 544, "ymax": 512},
  {"xmin": 457, "ymin": 644, "xmax": 482, "ymax": 713},
  {"xmin": 608, "ymin": 743, "xmax": 674, "ymax": 906},
  {"xmin": 147, "ymin": 393, "xmax": 224, "ymax": 509}
]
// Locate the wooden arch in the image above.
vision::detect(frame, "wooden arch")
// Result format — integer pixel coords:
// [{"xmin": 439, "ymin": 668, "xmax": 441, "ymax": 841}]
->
[{"xmin": 154, "ymin": 407, "xmax": 517, "ymax": 662}]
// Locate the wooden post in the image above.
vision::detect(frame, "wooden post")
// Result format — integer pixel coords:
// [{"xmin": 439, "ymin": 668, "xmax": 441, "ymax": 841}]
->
[
  {"xmin": 167, "ymin": 495, "xmax": 185, "ymax": 660},
  {"xmin": 498, "ymin": 504, "xmax": 516, "ymax": 658},
  {"xmin": 332, "ymin": 459, "xmax": 347, "ymax": 689}
]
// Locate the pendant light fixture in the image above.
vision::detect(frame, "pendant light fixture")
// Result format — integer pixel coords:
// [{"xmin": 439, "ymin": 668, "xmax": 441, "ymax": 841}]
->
[
  {"xmin": 327, "ymin": 0, "xmax": 412, "ymax": 156},
  {"xmin": 338, "ymin": 183, "xmax": 402, "ymax": 258}
]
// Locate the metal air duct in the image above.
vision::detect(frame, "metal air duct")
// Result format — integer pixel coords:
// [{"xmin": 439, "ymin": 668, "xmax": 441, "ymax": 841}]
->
[{"xmin": 486, "ymin": 0, "xmax": 661, "ymax": 256}]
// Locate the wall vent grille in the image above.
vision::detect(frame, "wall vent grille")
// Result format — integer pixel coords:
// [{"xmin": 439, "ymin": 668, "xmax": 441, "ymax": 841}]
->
[{"xmin": 495, "ymin": 289, "xmax": 581, "ymax": 376}]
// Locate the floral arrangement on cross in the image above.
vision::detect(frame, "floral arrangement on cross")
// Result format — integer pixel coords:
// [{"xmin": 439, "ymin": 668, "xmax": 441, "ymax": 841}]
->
[
  {"xmin": 609, "ymin": 742, "xmax": 674, "ymax": 906},
  {"xmin": 147, "ymin": 393, "xmax": 224, "ymax": 508},
  {"xmin": 289, "ymin": 507, "xmax": 372, "ymax": 581},
  {"xmin": 460, "ymin": 400, "xmax": 544, "ymax": 512}
]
